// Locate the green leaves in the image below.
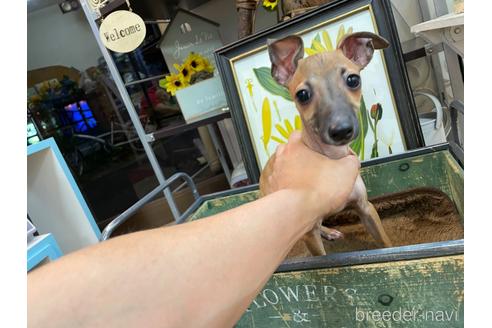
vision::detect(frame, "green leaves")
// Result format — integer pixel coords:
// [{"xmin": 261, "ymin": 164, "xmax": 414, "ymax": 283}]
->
[
  {"xmin": 253, "ymin": 67, "xmax": 293, "ymax": 102},
  {"xmin": 350, "ymin": 96, "xmax": 369, "ymax": 160}
]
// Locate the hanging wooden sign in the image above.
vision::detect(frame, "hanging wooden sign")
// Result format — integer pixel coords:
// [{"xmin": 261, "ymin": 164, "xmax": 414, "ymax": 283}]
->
[{"xmin": 99, "ymin": 10, "xmax": 146, "ymax": 53}]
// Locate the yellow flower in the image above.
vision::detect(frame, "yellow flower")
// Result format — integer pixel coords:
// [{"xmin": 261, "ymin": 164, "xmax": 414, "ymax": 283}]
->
[
  {"xmin": 263, "ymin": 0, "xmax": 278, "ymax": 10},
  {"xmin": 160, "ymin": 73, "xmax": 187, "ymax": 96},
  {"xmin": 173, "ymin": 62, "xmax": 194, "ymax": 83},
  {"xmin": 184, "ymin": 52, "xmax": 214, "ymax": 73},
  {"xmin": 271, "ymin": 115, "xmax": 303, "ymax": 144},
  {"xmin": 305, "ymin": 25, "xmax": 353, "ymax": 56}
]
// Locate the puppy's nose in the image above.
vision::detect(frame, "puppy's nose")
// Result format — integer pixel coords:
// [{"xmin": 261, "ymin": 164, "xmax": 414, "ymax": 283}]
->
[{"xmin": 328, "ymin": 123, "xmax": 353, "ymax": 142}]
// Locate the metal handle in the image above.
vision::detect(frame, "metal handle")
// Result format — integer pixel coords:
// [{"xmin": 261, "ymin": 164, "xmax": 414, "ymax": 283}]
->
[
  {"xmin": 100, "ymin": 172, "xmax": 201, "ymax": 241},
  {"xmin": 414, "ymin": 91, "xmax": 444, "ymax": 130}
]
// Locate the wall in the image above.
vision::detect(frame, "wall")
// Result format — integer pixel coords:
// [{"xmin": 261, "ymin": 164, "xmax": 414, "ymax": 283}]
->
[{"xmin": 27, "ymin": 5, "xmax": 103, "ymax": 72}]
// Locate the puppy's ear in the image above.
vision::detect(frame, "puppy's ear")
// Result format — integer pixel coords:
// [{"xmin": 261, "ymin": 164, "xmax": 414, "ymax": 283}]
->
[
  {"xmin": 267, "ymin": 35, "xmax": 304, "ymax": 86},
  {"xmin": 337, "ymin": 32, "xmax": 389, "ymax": 69}
]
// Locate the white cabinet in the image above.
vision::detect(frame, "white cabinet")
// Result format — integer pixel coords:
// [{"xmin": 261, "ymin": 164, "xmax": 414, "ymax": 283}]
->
[{"xmin": 27, "ymin": 138, "xmax": 100, "ymax": 254}]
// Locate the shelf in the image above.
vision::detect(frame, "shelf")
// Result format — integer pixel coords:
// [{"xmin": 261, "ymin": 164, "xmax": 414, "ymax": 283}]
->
[
  {"xmin": 124, "ymin": 74, "xmax": 167, "ymax": 87},
  {"xmin": 149, "ymin": 108, "xmax": 231, "ymax": 141},
  {"xmin": 411, "ymin": 13, "xmax": 464, "ymax": 57}
]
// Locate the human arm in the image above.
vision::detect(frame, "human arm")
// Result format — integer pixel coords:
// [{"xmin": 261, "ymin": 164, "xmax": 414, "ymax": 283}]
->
[{"xmin": 27, "ymin": 132, "xmax": 359, "ymax": 328}]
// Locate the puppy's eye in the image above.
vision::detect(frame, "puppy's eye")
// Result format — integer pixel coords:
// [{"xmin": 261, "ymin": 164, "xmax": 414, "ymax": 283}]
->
[
  {"xmin": 346, "ymin": 74, "xmax": 361, "ymax": 89},
  {"xmin": 295, "ymin": 89, "xmax": 311, "ymax": 104}
]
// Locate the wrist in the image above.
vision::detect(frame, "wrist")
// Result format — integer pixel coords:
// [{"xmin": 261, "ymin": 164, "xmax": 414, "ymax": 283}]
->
[{"xmin": 276, "ymin": 189, "xmax": 321, "ymax": 233}]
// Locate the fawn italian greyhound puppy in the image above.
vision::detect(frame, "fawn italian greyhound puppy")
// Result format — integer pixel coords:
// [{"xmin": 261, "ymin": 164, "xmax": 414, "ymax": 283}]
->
[{"xmin": 259, "ymin": 32, "xmax": 392, "ymax": 256}]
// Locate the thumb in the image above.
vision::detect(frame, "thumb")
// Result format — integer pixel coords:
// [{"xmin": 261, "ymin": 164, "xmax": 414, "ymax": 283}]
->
[{"xmin": 288, "ymin": 131, "xmax": 302, "ymax": 144}]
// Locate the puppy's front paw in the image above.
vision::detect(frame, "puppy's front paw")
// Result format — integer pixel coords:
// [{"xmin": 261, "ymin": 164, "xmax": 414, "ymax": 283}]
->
[{"xmin": 320, "ymin": 226, "xmax": 344, "ymax": 240}]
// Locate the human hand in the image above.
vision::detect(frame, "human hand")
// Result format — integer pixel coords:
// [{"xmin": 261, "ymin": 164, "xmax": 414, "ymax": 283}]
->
[{"xmin": 263, "ymin": 131, "xmax": 360, "ymax": 219}]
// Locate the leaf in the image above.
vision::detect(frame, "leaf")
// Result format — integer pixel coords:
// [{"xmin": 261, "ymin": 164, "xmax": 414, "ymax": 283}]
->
[
  {"xmin": 253, "ymin": 67, "xmax": 293, "ymax": 101},
  {"xmin": 294, "ymin": 115, "xmax": 302, "ymax": 130},
  {"xmin": 322, "ymin": 30, "xmax": 334, "ymax": 51},
  {"xmin": 271, "ymin": 136, "xmax": 286, "ymax": 144},
  {"xmin": 305, "ymin": 48, "xmax": 318, "ymax": 56},
  {"xmin": 261, "ymin": 97, "xmax": 272, "ymax": 152},
  {"xmin": 275, "ymin": 124, "xmax": 289, "ymax": 139},
  {"xmin": 360, "ymin": 96, "xmax": 369, "ymax": 139},
  {"xmin": 336, "ymin": 24, "xmax": 346, "ymax": 46},
  {"xmin": 371, "ymin": 141, "xmax": 379, "ymax": 158},
  {"xmin": 284, "ymin": 119, "xmax": 294, "ymax": 134},
  {"xmin": 273, "ymin": 100, "xmax": 282, "ymax": 121},
  {"xmin": 350, "ymin": 136, "xmax": 361, "ymax": 156},
  {"xmin": 312, "ymin": 40, "xmax": 325, "ymax": 52},
  {"xmin": 350, "ymin": 96, "xmax": 369, "ymax": 160}
]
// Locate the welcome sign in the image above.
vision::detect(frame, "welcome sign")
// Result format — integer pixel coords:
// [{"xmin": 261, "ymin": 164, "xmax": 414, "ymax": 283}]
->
[{"xmin": 99, "ymin": 11, "xmax": 146, "ymax": 53}]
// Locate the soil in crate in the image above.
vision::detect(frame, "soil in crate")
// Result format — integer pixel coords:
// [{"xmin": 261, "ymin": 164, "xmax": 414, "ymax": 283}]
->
[{"xmin": 287, "ymin": 187, "xmax": 464, "ymax": 259}]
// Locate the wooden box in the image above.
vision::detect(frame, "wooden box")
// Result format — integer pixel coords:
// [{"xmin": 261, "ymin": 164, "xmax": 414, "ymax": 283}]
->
[{"xmin": 185, "ymin": 144, "xmax": 463, "ymax": 327}]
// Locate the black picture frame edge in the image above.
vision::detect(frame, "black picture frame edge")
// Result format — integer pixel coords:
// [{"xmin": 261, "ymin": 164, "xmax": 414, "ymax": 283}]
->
[{"xmin": 215, "ymin": 0, "xmax": 424, "ymax": 183}]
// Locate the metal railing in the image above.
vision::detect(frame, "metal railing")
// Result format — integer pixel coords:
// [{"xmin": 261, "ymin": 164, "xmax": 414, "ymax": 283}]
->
[{"xmin": 100, "ymin": 172, "xmax": 201, "ymax": 240}]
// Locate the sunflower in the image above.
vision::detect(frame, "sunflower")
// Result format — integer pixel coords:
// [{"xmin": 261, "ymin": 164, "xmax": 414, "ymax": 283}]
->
[
  {"xmin": 305, "ymin": 25, "xmax": 353, "ymax": 56},
  {"xmin": 173, "ymin": 62, "xmax": 194, "ymax": 83},
  {"xmin": 160, "ymin": 73, "xmax": 187, "ymax": 96},
  {"xmin": 271, "ymin": 116, "xmax": 303, "ymax": 144},
  {"xmin": 263, "ymin": 0, "xmax": 278, "ymax": 10},
  {"xmin": 184, "ymin": 52, "xmax": 214, "ymax": 74}
]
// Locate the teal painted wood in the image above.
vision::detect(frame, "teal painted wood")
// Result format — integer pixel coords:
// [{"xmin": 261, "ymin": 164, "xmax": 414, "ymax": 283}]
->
[
  {"xmin": 27, "ymin": 233, "xmax": 63, "ymax": 271},
  {"xmin": 186, "ymin": 149, "xmax": 464, "ymax": 327},
  {"xmin": 27, "ymin": 138, "xmax": 101, "ymax": 239},
  {"xmin": 187, "ymin": 190, "xmax": 260, "ymax": 222},
  {"xmin": 236, "ymin": 256, "xmax": 463, "ymax": 327}
]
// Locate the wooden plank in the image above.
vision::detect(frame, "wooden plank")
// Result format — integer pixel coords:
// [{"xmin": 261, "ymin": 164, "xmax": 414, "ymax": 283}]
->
[{"xmin": 236, "ymin": 255, "xmax": 463, "ymax": 327}]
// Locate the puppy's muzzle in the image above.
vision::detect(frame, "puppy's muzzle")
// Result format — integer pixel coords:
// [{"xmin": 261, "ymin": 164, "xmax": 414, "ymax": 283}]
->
[
  {"xmin": 320, "ymin": 114, "xmax": 359, "ymax": 145},
  {"xmin": 328, "ymin": 122, "xmax": 354, "ymax": 143}
]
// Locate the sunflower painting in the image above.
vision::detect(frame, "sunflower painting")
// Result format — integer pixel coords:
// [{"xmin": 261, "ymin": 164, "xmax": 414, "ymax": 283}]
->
[{"xmin": 230, "ymin": 8, "xmax": 407, "ymax": 169}]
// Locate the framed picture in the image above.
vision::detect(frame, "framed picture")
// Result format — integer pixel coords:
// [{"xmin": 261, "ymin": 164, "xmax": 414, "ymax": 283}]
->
[{"xmin": 215, "ymin": 0, "xmax": 424, "ymax": 183}]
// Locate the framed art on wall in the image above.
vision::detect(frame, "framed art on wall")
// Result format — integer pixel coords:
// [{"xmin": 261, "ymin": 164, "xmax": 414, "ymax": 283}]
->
[{"xmin": 215, "ymin": 0, "xmax": 424, "ymax": 183}]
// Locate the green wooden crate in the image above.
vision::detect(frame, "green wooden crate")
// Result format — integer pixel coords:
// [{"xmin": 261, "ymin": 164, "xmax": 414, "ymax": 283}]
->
[{"xmin": 187, "ymin": 145, "xmax": 464, "ymax": 327}]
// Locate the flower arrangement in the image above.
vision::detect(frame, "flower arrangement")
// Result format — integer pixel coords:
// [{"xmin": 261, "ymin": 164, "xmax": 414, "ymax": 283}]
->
[
  {"xmin": 263, "ymin": 0, "xmax": 279, "ymax": 10},
  {"xmin": 159, "ymin": 52, "xmax": 214, "ymax": 96}
]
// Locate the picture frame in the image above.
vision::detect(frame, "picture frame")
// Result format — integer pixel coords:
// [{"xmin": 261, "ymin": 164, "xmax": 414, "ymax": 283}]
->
[{"xmin": 215, "ymin": 0, "xmax": 424, "ymax": 183}]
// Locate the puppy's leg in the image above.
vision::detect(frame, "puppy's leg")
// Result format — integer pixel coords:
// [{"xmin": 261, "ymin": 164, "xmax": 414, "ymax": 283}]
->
[
  {"xmin": 303, "ymin": 224, "xmax": 326, "ymax": 256},
  {"xmin": 354, "ymin": 199, "xmax": 392, "ymax": 247},
  {"xmin": 350, "ymin": 176, "xmax": 392, "ymax": 248},
  {"xmin": 319, "ymin": 226, "xmax": 344, "ymax": 240}
]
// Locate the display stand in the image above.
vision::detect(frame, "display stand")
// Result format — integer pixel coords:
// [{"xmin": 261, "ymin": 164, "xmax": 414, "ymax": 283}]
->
[
  {"xmin": 411, "ymin": 12, "xmax": 464, "ymax": 58},
  {"xmin": 27, "ymin": 233, "xmax": 63, "ymax": 272},
  {"xmin": 27, "ymin": 138, "xmax": 101, "ymax": 254},
  {"xmin": 79, "ymin": 1, "xmax": 233, "ymax": 222}
]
